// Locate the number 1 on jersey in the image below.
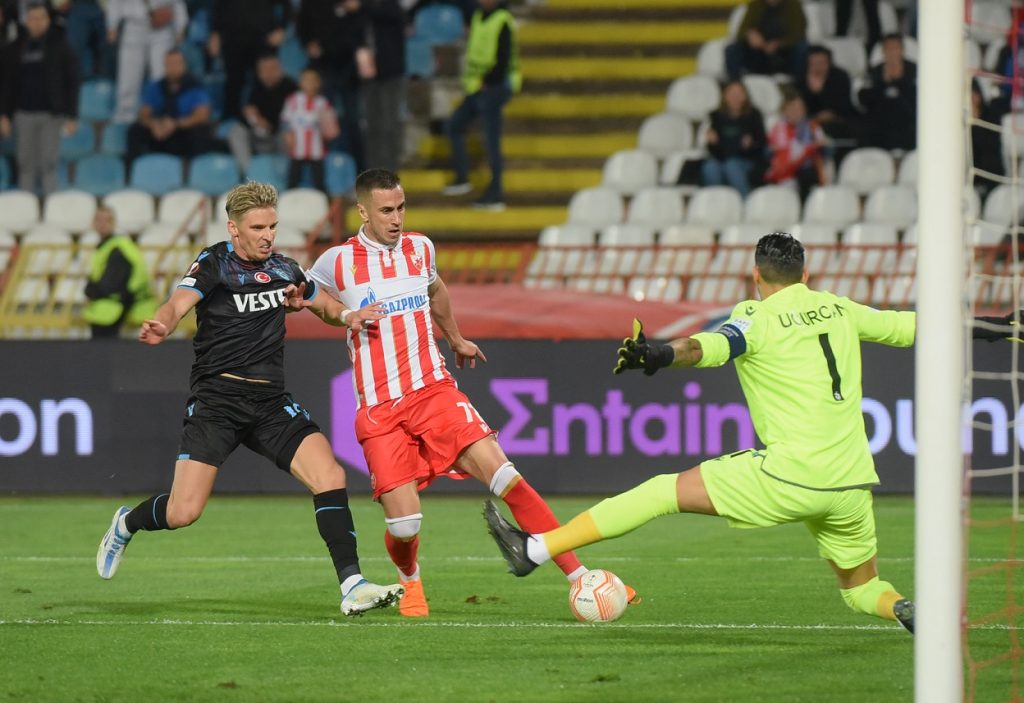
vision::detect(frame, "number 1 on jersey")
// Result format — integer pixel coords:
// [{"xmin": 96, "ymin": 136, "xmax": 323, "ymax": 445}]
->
[{"xmin": 817, "ymin": 333, "xmax": 844, "ymax": 401}]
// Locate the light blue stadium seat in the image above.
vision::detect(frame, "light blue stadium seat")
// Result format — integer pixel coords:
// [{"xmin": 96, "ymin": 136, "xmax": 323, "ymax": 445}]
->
[
  {"xmin": 278, "ymin": 35, "xmax": 307, "ymax": 79},
  {"xmin": 246, "ymin": 153, "xmax": 288, "ymax": 192},
  {"xmin": 74, "ymin": 154, "xmax": 126, "ymax": 197},
  {"xmin": 325, "ymin": 152, "xmax": 356, "ymax": 196},
  {"xmin": 79, "ymin": 79, "xmax": 115, "ymax": 123},
  {"xmin": 413, "ymin": 4, "xmax": 465, "ymax": 45},
  {"xmin": 130, "ymin": 153, "xmax": 184, "ymax": 195},
  {"xmin": 188, "ymin": 153, "xmax": 240, "ymax": 196},
  {"xmin": 100, "ymin": 122, "xmax": 128, "ymax": 155},
  {"xmin": 60, "ymin": 127, "xmax": 96, "ymax": 160},
  {"xmin": 405, "ymin": 38, "xmax": 434, "ymax": 79}
]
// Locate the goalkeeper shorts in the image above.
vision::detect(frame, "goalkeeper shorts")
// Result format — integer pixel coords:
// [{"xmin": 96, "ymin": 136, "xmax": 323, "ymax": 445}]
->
[{"xmin": 701, "ymin": 449, "xmax": 878, "ymax": 569}]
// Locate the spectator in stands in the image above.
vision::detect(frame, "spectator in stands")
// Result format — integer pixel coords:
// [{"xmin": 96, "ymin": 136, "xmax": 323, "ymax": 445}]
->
[
  {"xmin": 106, "ymin": 0, "xmax": 187, "ymax": 124},
  {"xmin": 227, "ymin": 51, "xmax": 296, "ymax": 172},
  {"xmin": 441, "ymin": 0, "xmax": 520, "ymax": 211},
  {"xmin": 725, "ymin": 0, "xmax": 807, "ymax": 81},
  {"xmin": 0, "ymin": 1, "xmax": 78, "ymax": 196},
  {"xmin": 298, "ymin": 0, "xmax": 366, "ymax": 171},
  {"xmin": 208, "ymin": 0, "xmax": 291, "ymax": 121},
  {"xmin": 281, "ymin": 67, "xmax": 339, "ymax": 194},
  {"xmin": 971, "ymin": 80, "xmax": 1004, "ymax": 203},
  {"xmin": 764, "ymin": 90, "xmax": 825, "ymax": 201},
  {"xmin": 356, "ymin": 0, "xmax": 406, "ymax": 173},
  {"xmin": 835, "ymin": 0, "xmax": 881, "ymax": 53},
  {"xmin": 126, "ymin": 47, "xmax": 211, "ymax": 163},
  {"xmin": 63, "ymin": 0, "xmax": 110, "ymax": 79},
  {"xmin": 858, "ymin": 33, "xmax": 916, "ymax": 152},
  {"xmin": 796, "ymin": 45, "xmax": 858, "ymax": 165},
  {"xmin": 700, "ymin": 80, "xmax": 766, "ymax": 197},
  {"xmin": 408, "ymin": 0, "xmax": 475, "ymax": 26},
  {"xmin": 83, "ymin": 205, "xmax": 156, "ymax": 339}
]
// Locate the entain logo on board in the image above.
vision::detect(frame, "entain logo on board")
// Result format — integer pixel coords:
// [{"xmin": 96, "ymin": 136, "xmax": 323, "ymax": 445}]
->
[{"xmin": 0, "ymin": 398, "xmax": 93, "ymax": 457}]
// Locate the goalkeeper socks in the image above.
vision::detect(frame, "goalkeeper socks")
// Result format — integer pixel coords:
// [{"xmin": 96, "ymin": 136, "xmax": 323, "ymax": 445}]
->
[
  {"xmin": 384, "ymin": 530, "xmax": 420, "ymax": 580},
  {"xmin": 314, "ymin": 489, "xmax": 361, "ymax": 585},
  {"xmin": 124, "ymin": 493, "xmax": 171, "ymax": 532},
  {"xmin": 839, "ymin": 576, "xmax": 903, "ymax": 620},
  {"xmin": 494, "ymin": 463, "xmax": 586, "ymax": 579},
  {"xmin": 541, "ymin": 474, "xmax": 681, "ymax": 558}
]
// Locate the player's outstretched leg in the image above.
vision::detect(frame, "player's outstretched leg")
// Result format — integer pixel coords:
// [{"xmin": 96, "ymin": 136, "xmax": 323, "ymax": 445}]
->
[
  {"xmin": 384, "ymin": 513, "xmax": 429, "ymax": 617},
  {"xmin": 96, "ymin": 506, "xmax": 133, "ymax": 579},
  {"xmin": 832, "ymin": 557, "xmax": 914, "ymax": 635}
]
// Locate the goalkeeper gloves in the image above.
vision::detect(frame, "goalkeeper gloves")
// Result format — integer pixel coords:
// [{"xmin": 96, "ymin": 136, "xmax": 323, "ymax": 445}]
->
[
  {"xmin": 614, "ymin": 319, "xmax": 675, "ymax": 376},
  {"xmin": 973, "ymin": 311, "xmax": 1024, "ymax": 343}
]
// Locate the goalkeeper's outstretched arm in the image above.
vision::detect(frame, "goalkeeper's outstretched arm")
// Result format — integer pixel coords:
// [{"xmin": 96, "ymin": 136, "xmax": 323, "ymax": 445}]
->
[
  {"xmin": 613, "ymin": 319, "xmax": 701, "ymax": 376},
  {"xmin": 973, "ymin": 311, "xmax": 1024, "ymax": 342}
]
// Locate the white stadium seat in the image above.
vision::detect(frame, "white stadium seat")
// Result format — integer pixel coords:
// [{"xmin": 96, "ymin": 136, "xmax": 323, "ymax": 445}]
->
[
  {"xmin": 969, "ymin": 2, "xmax": 1012, "ymax": 46},
  {"xmin": 896, "ymin": 150, "xmax": 918, "ymax": 186},
  {"xmin": 802, "ymin": 185, "xmax": 861, "ymax": 227},
  {"xmin": 815, "ymin": 274, "xmax": 871, "ymax": 300},
  {"xmin": 838, "ymin": 147, "xmax": 896, "ymax": 194},
  {"xmin": 659, "ymin": 224, "xmax": 715, "ymax": 246},
  {"xmin": 981, "ymin": 184, "xmax": 1024, "ymax": 226},
  {"xmin": 637, "ymin": 112, "xmax": 694, "ymax": 159},
  {"xmin": 864, "ymin": 185, "xmax": 917, "ymax": 227},
  {"xmin": 566, "ymin": 187, "xmax": 624, "ymax": 228},
  {"xmin": 158, "ymin": 189, "xmax": 209, "ymax": 233},
  {"xmin": 597, "ymin": 225, "xmax": 656, "ymax": 276},
  {"xmin": 103, "ymin": 189, "xmax": 155, "ymax": 234},
  {"xmin": 539, "ymin": 224, "xmax": 596, "ymax": 247},
  {"xmin": 868, "ymin": 35, "xmax": 919, "ymax": 65},
  {"xmin": 22, "ymin": 223, "xmax": 73, "ymax": 244},
  {"xmin": 626, "ymin": 187, "xmax": 685, "ymax": 228},
  {"xmin": 687, "ymin": 275, "xmax": 748, "ymax": 303},
  {"xmin": 214, "ymin": 192, "xmax": 230, "ymax": 223},
  {"xmin": 278, "ymin": 188, "xmax": 329, "ymax": 233},
  {"xmin": 602, "ymin": 149, "xmax": 658, "ymax": 196},
  {"xmin": 628, "ymin": 275, "xmax": 683, "ymax": 303},
  {"xmin": 686, "ymin": 186, "xmax": 744, "ymax": 229},
  {"xmin": 744, "ymin": 185, "xmax": 801, "ymax": 228},
  {"xmin": 665, "ymin": 75, "xmax": 720, "ymax": 122},
  {"xmin": 742, "ymin": 74, "xmax": 783, "ymax": 116},
  {"xmin": 1001, "ymin": 113, "xmax": 1024, "ymax": 176},
  {"xmin": 802, "ymin": 1, "xmax": 834, "ymax": 41},
  {"xmin": 0, "ymin": 190, "xmax": 41, "ymax": 234},
  {"xmin": 598, "ymin": 223, "xmax": 656, "ymax": 247},
  {"xmin": 137, "ymin": 223, "xmax": 182, "ymax": 246},
  {"xmin": 843, "ymin": 222, "xmax": 899, "ymax": 245},
  {"xmin": 43, "ymin": 190, "xmax": 96, "ymax": 232},
  {"xmin": 720, "ymin": 223, "xmax": 774, "ymax": 245},
  {"xmin": 824, "ymin": 37, "xmax": 867, "ymax": 78},
  {"xmin": 658, "ymin": 149, "xmax": 707, "ymax": 188},
  {"xmin": 789, "ymin": 223, "xmax": 839, "ymax": 246},
  {"xmin": 274, "ymin": 226, "xmax": 307, "ymax": 249},
  {"xmin": 21, "ymin": 224, "xmax": 73, "ymax": 275},
  {"xmin": 696, "ymin": 38, "xmax": 727, "ymax": 80},
  {"xmin": 727, "ymin": 4, "xmax": 745, "ymax": 38}
]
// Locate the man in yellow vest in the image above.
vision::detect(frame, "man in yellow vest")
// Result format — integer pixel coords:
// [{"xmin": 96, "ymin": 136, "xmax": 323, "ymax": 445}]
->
[
  {"xmin": 440, "ymin": 0, "xmax": 520, "ymax": 211},
  {"xmin": 83, "ymin": 205, "xmax": 157, "ymax": 338}
]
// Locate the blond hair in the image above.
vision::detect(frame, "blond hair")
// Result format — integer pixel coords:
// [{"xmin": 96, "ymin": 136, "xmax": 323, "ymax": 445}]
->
[{"xmin": 225, "ymin": 181, "xmax": 278, "ymax": 223}]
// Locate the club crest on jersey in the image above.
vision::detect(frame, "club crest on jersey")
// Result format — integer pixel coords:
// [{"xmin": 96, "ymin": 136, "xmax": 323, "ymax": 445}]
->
[
  {"xmin": 410, "ymin": 253, "xmax": 423, "ymax": 271},
  {"xmin": 188, "ymin": 261, "xmax": 200, "ymax": 275},
  {"xmin": 254, "ymin": 272, "xmax": 272, "ymax": 284}
]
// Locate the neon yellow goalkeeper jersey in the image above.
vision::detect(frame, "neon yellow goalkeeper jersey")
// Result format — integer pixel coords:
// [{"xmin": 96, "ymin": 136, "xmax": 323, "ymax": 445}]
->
[{"xmin": 692, "ymin": 283, "xmax": 916, "ymax": 490}]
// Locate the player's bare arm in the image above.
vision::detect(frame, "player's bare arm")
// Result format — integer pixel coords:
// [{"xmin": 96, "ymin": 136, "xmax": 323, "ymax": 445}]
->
[
  {"xmin": 614, "ymin": 319, "xmax": 699, "ymax": 376},
  {"xmin": 139, "ymin": 287, "xmax": 200, "ymax": 345},
  {"xmin": 306, "ymin": 288, "xmax": 386, "ymax": 332},
  {"xmin": 427, "ymin": 276, "xmax": 487, "ymax": 368}
]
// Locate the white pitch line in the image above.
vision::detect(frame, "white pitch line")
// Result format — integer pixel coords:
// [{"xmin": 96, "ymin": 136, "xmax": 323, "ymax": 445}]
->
[{"xmin": 0, "ymin": 618, "xmax": 1018, "ymax": 632}]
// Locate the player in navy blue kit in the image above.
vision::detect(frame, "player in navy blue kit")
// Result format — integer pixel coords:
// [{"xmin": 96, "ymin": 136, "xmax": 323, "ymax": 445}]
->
[{"xmin": 96, "ymin": 181, "xmax": 404, "ymax": 616}]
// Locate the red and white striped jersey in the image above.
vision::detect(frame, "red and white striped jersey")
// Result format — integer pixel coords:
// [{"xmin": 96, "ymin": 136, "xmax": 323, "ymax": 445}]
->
[
  {"xmin": 306, "ymin": 228, "xmax": 451, "ymax": 408},
  {"xmin": 281, "ymin": 92, "xmax": 331, "ymax": 160}
]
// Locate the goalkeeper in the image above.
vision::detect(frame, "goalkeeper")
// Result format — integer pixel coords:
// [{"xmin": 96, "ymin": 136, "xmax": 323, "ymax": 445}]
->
[{"xmin": 487, "ymin": 231, "xmax": 1021, "ymax": 633}]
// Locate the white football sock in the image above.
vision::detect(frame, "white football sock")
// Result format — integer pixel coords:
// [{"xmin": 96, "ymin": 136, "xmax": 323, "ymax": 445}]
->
[
  {"xmin": 340, "ymin": 573, "xmax": 364, "ymax": 596},
  {"xmin": 525, "ymin": 534, "xmax": 550, "ymax": 565}
]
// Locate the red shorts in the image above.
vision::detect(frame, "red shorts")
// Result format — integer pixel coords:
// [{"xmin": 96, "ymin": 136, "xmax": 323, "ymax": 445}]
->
[{"xmin": 355, "ymin": 379, "xmax": 495, "ymax": 499}]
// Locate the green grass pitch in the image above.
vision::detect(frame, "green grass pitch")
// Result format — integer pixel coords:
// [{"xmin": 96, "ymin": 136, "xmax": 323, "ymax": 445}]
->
[{"xmin": 0, "ymin": 495, "xmax": 1016, "ymax": 702}]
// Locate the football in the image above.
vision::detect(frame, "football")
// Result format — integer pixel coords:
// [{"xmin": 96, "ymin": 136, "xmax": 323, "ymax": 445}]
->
[{"xmin": 568, "ymin": 568, "xmax": 628, "ymax": 622}]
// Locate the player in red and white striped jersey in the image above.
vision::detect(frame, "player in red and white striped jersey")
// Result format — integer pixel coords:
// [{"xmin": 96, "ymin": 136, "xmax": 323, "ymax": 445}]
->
[
  {"xmin": 281, "ymin": 67, "xmax": 337, "ymax": 193},
  {"xmin": 307, "ymin": 169, "xmax": 599, "ymax": 617}
]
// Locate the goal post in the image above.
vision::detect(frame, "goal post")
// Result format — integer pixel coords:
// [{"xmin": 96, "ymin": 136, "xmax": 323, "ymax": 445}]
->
[{"xmin": 915, "ymin": 0, "xmax": 967, "ymax": 701}]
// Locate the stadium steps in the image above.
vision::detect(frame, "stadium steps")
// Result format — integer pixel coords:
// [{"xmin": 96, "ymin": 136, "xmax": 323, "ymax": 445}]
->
[{"xmin": 406, "ymin": 0, "xmax": 734, "ymax": 241}]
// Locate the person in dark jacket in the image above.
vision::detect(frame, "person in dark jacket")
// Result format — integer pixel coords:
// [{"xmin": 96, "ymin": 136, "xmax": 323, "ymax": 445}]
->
[
  {"xmin": 859, "ymin": 33, "xmax": 916, "ymax": 152},
  {"xmin": 0, "ymin": 1, "xmax": 78, "ymax": 196},
  {"xmin": 701, "ymin": 80, "xmax": 766, "ymax": 197},
  {"xmin": 796, "ymin": 45, "xmax": 858, "ymax": 164},
  {"xmin": 725, "ymin": 0, "xmax": 807, "ymax": 80},
  {"xmin": 356, "ymin": 0, "xmax": 406, "ymax": 172},
  {"xmin": 971, "ymin": 81, "xmax": 1004, "ymax": 203},
  {"xmin": 208, "ymin": 0, "xmax": 290, "ymax": 121}
]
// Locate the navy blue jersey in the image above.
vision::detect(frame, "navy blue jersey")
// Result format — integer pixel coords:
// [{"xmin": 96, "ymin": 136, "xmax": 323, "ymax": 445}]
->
[{"xmin": 177, "ymin": 241, "xmax": 317, "ymax": 388}]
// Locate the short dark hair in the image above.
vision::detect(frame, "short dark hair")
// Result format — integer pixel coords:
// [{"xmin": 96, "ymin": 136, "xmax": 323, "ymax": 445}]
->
[
  {"xmin": 754, "ymin": 231, "xmax": 805, "ymax": 283},
  {"xmin": 881, "ymin": 32, "xmax": 903, "ymax": 45},
  {"xmin": 807, "ymin": 44, "xmax": 832, "ymax": 60},
  {"xmin": 356, "ymin": 169, "xmax": 402, "ymax": 202}
]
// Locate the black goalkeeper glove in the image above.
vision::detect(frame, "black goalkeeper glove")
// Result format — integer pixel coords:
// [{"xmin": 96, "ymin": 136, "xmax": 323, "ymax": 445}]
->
[
  {"xmin": 613, "ymin": 319, "xmax": 675, "ymax": 376},
  {"xmin": 973, "ymin": 311, "xmax": 1024, "ymax": 343}
]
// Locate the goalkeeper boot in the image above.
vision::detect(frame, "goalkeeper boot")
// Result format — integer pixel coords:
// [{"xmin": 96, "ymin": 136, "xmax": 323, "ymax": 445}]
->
[
  {"xmin": 625, "ymin": 585, "xmax": 641, "ymax": 605},
  {"xmin": 893, "ymin": 598, "xmax": 915, "ymax": 634},
  {"xmin": 341, "ymin": 579, "xmax": 404, "ymax": 616},
  {"xmin": 96, "ymin": 506, "xmax": 133, "ymax": 580},
  {"xmin": 398, "ymin": 578, "xmax": 429, "ymax": 617},
  {"xmin": 483, "ymin": 500, "xmax": 538, "ymax": 577}
]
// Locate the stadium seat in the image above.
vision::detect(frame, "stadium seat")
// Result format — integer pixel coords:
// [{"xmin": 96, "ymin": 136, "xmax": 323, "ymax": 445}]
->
[
  {"xmin": 78, "ymin": 79, "xmax": 115, "ymax": 123},
  {"xmin": 626, "ymin": 187, "xmax": 685, "ymax": 229},
  {"xmin": 658, "ymin": 148, "xmax": 707, "ymax": 188},
  {"xmin": 130, "ymin": 154, "xmax": 184, "ymax": 195},
  {"xmin": 204, "ymin": 220, "xmax": 228, "ymax": 246},
  {"xmin": 43, "ymin": 190, "xmax": 96, "ymax": 232},
  {"xmin": 73, "ymin": 154, "xmax": 125, "ymax": 197},
  {"xmin": 602, "ymin": 149, "xmax": 658, "ymax": 196},
  {"xmin": 742, "ymin": 75, "xmax": 783, "ymax": 116},
  {"xmin": 598, "ymin": 223, "xmax": 656, "ymax": 248},
  {"xmin": 665, "ymin": 75, "xmax": 720, "ymax": 122},
  {"xmin": 969, "ymin": 2, "xmax": 1011, "ymax": 46},
  {"xmin": 529, "ymin": 225, "xmax": 598, "ymax": 283},
  {"xmin": 59, "ymin": 128, "xmax": 95, "ymax": 161},
  {"xmin": 687, "ymin": 274, "xmax": 748, "ymax": 303},
  {"xmin": 980, "ymin": 184, "xmax": 1023, "ymax": 226},
  {"xmin": 213, "ymin": 192, "xmax": 230, "ymax": 224},
  {"xmin": 984, "ymin": 39, "xmax": 1005, "ymax": 73},
  {"xmin": 838, "ymin": 147, "xmax": 895, "ymax": 194},
  {"xmin": 696, "ymin": 38, "xmax": 727, "ymax": 80},
  {"xmin": 726, "ymin": 4, "xmax": 746, "ymax": 37},
  {"xmin": 538, "ymin": 224, "xmax": 595, "ymax": 247},
  {"xmin": 896, "ymin": 150, "xmax": 918, "ymax": 187},
  {"xmin": 413, "ymin": 4, "xmax": 465, "ymax": 45},
  {"xmin": 868, "ymin": 35, "xmax": 919, "ymax": 66},
  {"xmin": 744, "ymin": 185, "xmax": 801, "ymax": 228},
  {"xmin": 405, "ymin": 37, "xmax": 434, "ymax": 79},
  {"xmin": 628, "ymin": 275, "xmax": 684, "ymax": 303},
  {"xmin": 597, "ymin": 225, "xmax": 656, "ymax": 276},
  {"xmin": 99, "ymin": 123, "xmax": 128, "ymax": 155},
  {"xmin": 22, "ymin": 223, "xmax": 72, "ymax": 245},
  {"xmin": 824, "ymin": 37, "xmax": 867, "ymax": 78},
  {"xmin": 802, "ymin": 185, "xmax": 860, "ymax": 227},
  {"xmin": 686, "ymin": 186, "xmax": 744, "ymax": 229},
  {"xmin": 902, "ymin": 223, "xmax": 917, "ymax": 245},
  {"xmin": 815, "ymin": 274, "xmax": 871, "ymax": 300},
  {"xmin": 721, "ymin": 223, "xmax": 777, "ymax": 245},
  {"xmin": 1001, "ymin": 113, "xmax": 1024, "ymax": 175},
  {"xmin": 0, "ymin": 190, "xmax": 41, "ymax": 233},
  {"xmin": 274, "ymin": 225, "xmax": 306, "ymax": 249},
  {"xmin": 278, "ymin": 35, "xmax": 307, "ymax": 79},
  {"xmin": 52, "ymin": 276, "xmax": 87, "ymax": 306},
  {"xmin": 137, "ymin": 223, "xmax": 181, "ymax": 247},
  {"xmin": 659, "ymin": 224, "xmax": 715, "ymax": 246},
  {"xmin": 278, "ymin": 188, "xmax": 329, "ymax": 232},
  {"xmin": 637, "ymin": 112, "xmax": 693, "ymax": 159},
  {"xmin": 843, "ymin": 222, "xmax": 899, "ymax": 245},
  {"xmin": 22, "ymin": 224, "xmax": 74, "ymax": 276},
  {"xmin": 864, "ymin": 185, "xmax": 917, "ymax": 227},
  {"xmin": 187, "ymin": 153, "xmax": 240, "ymax": 196},
  {"xmin": 246, "ymin": 153, "xmax": 288, "ymax": 193},
  {"xmin": 103, "ymin": 189, "xmax": 156, "ymax": 234},
  {"xmin": 840, "ymin": 223, "xmax": 901, "ymax": 274},
  {"xmin": 802, "ymin": 1, "xmax": 835, "ymax": 41},
  {"xmin": 566, "ymin": 187, "xmax": 624, "ymax": 228},
  {"xmin": 158, "ymin": 189, "xmax": 208, "ymax": 233},
  {"xmin": 967, "ymin": 39, "xmax": 983, "ymax": 72},
  {"xmin": 789, "ymin": 223, "xmax": 839, "ymax": 245},
  {"xmin": 326, "ymin": 151, "xmax": 357, "ymax": 196}
]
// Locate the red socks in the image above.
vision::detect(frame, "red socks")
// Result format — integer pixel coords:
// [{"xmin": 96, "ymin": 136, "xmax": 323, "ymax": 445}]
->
[
  {"xmin": 502, "ymin": 479, "xmax": 584, "ymax": 578},
  {"xmin": 384, "ymin": 530, "xmax": 419, "ymax": 579}
]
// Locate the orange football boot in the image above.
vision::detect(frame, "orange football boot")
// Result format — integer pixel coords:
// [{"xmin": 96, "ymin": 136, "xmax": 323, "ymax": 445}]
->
[
  {"xmin": 399, "ymin": 578, "xmax": 429, "ymax": 617},
  {"xmin": 625, "ymin": 585, "xmax": 641, "ymax": 605}
]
